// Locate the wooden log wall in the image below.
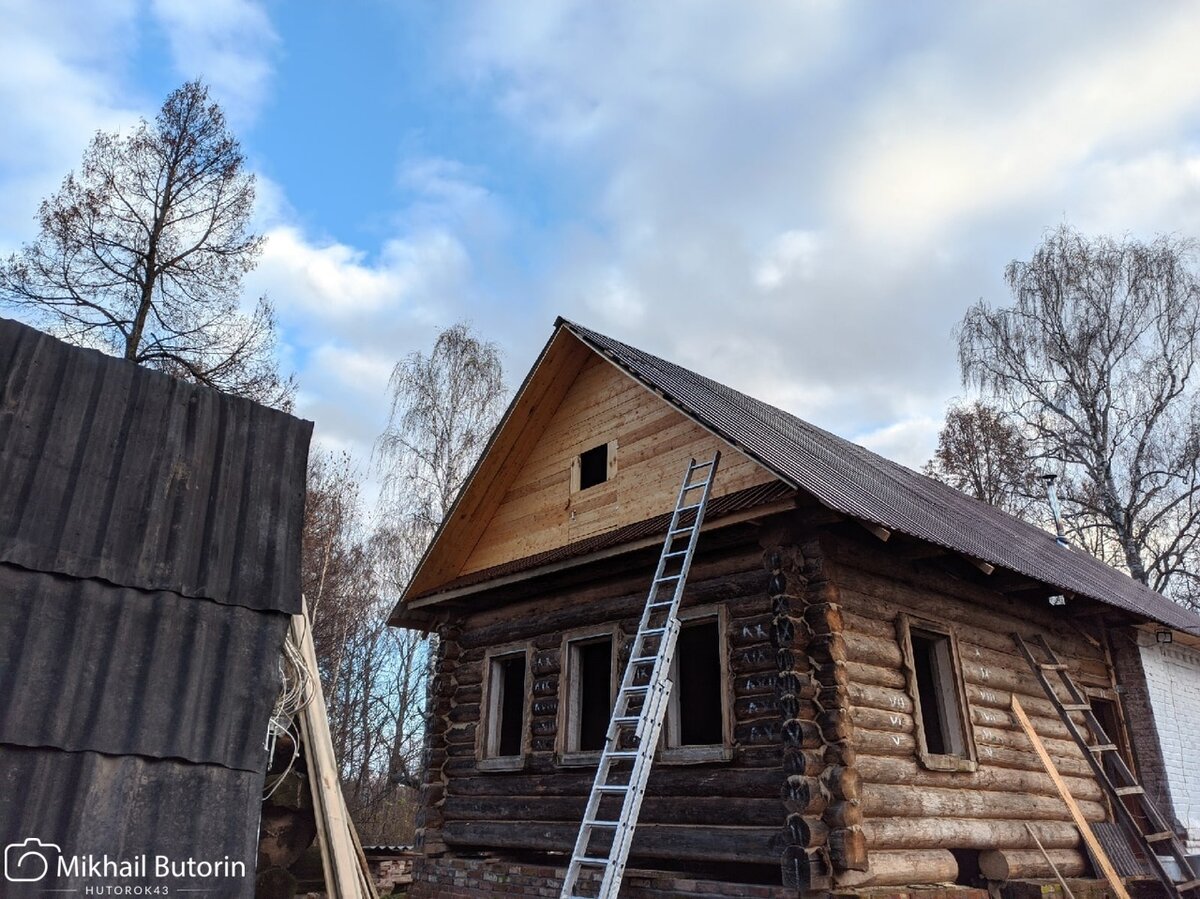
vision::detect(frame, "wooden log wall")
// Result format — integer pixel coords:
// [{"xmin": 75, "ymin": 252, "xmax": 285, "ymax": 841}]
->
[
  {"xmin": 414, "ymin": 622, "xmax": 461, "ymax": 855},
  {"xmin": 428, "ymin": 545, "xmax": 792, "ymax": 870},
  {"xmin": 763, "ymin": 529, "xmax": 868, "ymax": 894},
  {"xmin": 823, "ymin": 531, "xmax": 1111, "ymax": 888},
  {"xmin": 415, "ymin": 517, "xmax": 1122, "ymax": 891}
]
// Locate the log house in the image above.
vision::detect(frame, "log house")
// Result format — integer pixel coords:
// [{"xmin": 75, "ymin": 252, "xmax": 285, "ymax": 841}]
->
[{"xmin": 391, "ymin": 318, "xmax": 1200, "ymax": 897}]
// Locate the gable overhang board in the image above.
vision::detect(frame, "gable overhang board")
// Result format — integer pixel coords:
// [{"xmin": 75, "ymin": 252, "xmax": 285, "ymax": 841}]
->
[
  {"xmin": 390, "ymin": 325, "xmax": 586, "ymax": 621},
  {"xmin": 389, "ymin": 320, "xmax": 788, "ymax": 625}
]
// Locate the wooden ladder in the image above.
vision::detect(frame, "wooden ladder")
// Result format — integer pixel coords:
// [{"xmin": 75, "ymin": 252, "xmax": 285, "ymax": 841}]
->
[
  {"xmin": 559, "ymin": 453, "xmax": 721, "ymax": 899},
  {"xmin": 1013, "ymin": 632, "xmax": 1200, "ymax": 897}
]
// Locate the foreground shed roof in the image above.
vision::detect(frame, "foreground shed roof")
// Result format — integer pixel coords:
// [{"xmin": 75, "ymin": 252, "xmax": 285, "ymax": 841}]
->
[
  {"xmin": 0, "ymin": 317, "xmax": 310, "ymax": 614},
  {"xmin": 0, "ymin": 317, "xmax": 312, "ymax": 895},
  {"xmin": 561, "ymin": 318, "xmax": 1200, "ymax": 636}
]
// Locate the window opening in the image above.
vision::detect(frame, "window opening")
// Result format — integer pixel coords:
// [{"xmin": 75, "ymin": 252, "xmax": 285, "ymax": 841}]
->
[
  {"xmin": 674, "ymin": 619, "xmax": 723, "ymax": 746},
  {"xmin": 493, "ymin": 654, "xmax": 527, "ymax": 757},
  {"xmin": 579, "ymin": 443, "xmax": 609, "ymax": 490},
  {"xmin": 571, "ymin": 637, "xmax": 613, "ymax": 751},
  {"xmin": 911, "ymin": 628, "xmax": 966, "ymax": 757}
]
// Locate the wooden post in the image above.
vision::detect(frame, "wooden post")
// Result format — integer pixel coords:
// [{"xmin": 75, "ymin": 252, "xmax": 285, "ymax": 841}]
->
[
  {"xmin": 1025, "ymin": 822, "xmax": 1078, "ymax": 898},
  {"xmin": 293, "ymin": 598, "xmax": 378, "ymax": 899},
  {"xmin": 1010, "ymin": 695, "xmax": 1129, "ymax": 899}
]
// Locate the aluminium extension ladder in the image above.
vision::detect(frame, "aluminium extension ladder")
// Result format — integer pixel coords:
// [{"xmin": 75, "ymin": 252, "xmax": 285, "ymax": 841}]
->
[
  {"xmin": 559, "ymin": 453, "xmax": 721, "ymax": 899},
  {"xmin": 1013, "ymin": 632, "xmax": 1200, "ymax": 898}
]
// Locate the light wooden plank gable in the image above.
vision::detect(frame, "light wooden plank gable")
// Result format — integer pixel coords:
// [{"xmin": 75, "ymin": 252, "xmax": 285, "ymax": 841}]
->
[
  {"xmin": 459, "ymin": 348, "xmax": 780, "ymax": 576},
  {"xmin": 402, "ymin": 328, "xmax": 593, "ymax": 601},
  {"xmin": 400, "ymin": 325, "xmax": 784, "ymax": 606}
]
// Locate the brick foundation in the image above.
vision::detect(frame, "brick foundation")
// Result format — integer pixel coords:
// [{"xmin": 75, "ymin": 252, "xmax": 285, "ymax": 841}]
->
[
  {"xmin": 408, "ymin": 856, "xmax": 795, "ymax": 898},
  {"xmin": 408, "ymin": 855, "xmax": 1048, "ymax": 897}
]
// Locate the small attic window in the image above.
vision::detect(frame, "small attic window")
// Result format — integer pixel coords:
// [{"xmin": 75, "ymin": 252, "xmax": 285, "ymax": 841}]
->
[{"xmin": 577, "ymin": 442, "xmax": 615, "ymax": 490}]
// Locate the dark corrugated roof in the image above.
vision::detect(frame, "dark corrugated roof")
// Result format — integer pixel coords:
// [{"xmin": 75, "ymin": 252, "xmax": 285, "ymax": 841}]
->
[
  {"xmin": 413, "ymin": 481, "xmax": 795, "ymax": 599},
  {"xmin": 0, "ymin": 317, "xmax": 311, "ymax": 615},
  {"xmin": 0, "ymin": 745, "xmax": 259, "ymax": 896},
  {"xmin": 563, "ymin": 318, "xmax": 1200, "ymax": 636},
  {"xmin": 0, "ymin": 563, "xmax": 286, "ymax": 772}
]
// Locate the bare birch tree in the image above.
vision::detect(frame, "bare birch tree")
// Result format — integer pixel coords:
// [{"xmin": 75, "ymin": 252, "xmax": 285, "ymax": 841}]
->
[
  {"xmin": 374, "ymin": 321, "xmax": 508, "ymax": 839},
  {"xmin": 959, "ymin": 225, "xmax": 1200, "ymax": 605},
  {"xmin": 377, "ymin": 322, "xmax": 508, "ymax": 550},
  {"xmin": 300, "ymin": 325, "xmax": 508, "ymax": 843},
  {"xmin": 0, "ymin": 79, "xmax": 292, "ymax": 407}
]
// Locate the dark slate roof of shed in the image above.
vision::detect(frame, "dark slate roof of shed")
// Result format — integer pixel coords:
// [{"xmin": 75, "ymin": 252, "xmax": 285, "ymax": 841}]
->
[
  {"xmin": 0, "ymin": 318, "xmax": 310, "ymax": 892},
  {"xmin": 561, "ymin": 318, "xmax": 1200, "ymax": 636},
  {"xmin": 0, "ymin": 317, "xmax": 311, "ymax": 615},
  {"xmin": 0, "ymin": 746, "xmax": 261, "ymax": 896},
  {"xmin": 0, "ymin": 565, "xmax": 287, "ymax": 772}
]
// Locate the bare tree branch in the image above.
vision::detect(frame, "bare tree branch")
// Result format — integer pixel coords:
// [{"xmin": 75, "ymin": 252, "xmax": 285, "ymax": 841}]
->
[
  {"xmin": 0, "ymin": 79, "xmax": 292, "ymax": 408},
  {"xmin": 958, "ymin": 225, "xmax": 1200, "ymax": 608}
]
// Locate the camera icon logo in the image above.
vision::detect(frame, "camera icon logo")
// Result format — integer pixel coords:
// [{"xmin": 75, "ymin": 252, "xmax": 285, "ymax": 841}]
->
[{"xmin": 5, "ymin": 838, "xmax": 61, "ymax": 883}]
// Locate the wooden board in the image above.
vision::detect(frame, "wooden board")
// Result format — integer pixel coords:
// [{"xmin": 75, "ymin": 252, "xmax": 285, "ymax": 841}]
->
[
  {"xmin": 460, "ymin": 351, "xmax": 778, "ymax": 574},
  {"xmin": 1011, "ymin": 695, "xmax": 1131, "ymax": 899},
  {"xmin": 293, "ymin": 599, "xmax": 377, "ymax": 899}
]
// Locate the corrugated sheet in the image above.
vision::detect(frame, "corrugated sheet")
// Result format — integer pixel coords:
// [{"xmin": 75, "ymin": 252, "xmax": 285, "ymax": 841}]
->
[
  {"xmin": 563, "ymin": 319, "xmax": 1200, "ymax": 636},
  {"xmin": 0, "ymin": 564, "xmax": 286, "ymax": 771},
  {"xmin": 1091, "ymin": 822, "xmax": 1149, "ymax": 877},
  {"xmin": 0, "ymin": 745, "xmax": 259, "ymax": 897},
  {"xmin": 418, "ymin": 481, "xmax": 795, "ymax": 597},
  {"xmin": 0, "ymin": 319, "xmax": 311, "ymax": 894},
  {"xmin": 0, "ymin": 317, "xmax": 311, "ymax": 615}
]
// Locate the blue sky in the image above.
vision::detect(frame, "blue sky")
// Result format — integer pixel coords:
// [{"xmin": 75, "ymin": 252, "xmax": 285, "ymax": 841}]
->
[{"xmin": 4, "ymin": 1, "xmax": 1200, "ymax": 492}]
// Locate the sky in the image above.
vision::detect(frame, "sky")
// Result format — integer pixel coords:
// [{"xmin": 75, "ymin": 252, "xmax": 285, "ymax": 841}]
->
[{"xmin": 4, "ymin": 0, "xmax": 1200, "ymax": 492}]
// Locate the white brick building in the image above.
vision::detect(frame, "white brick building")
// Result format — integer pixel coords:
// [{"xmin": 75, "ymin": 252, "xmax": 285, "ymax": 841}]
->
[{"xmin": 1139, "ymin": 631, "xmax": 1200, "ymax": 852}]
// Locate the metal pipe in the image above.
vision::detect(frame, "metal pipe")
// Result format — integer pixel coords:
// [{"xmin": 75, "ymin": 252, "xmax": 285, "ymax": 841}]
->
[{"xmin": 1041, "ymin": 474, "xmax": 1070, "ymax": 547}]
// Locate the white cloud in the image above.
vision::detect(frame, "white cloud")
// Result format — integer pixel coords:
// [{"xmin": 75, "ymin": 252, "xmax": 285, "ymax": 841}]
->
[
  {"xmin": 242, "ymin": 210, "xmax": 484, "ymax": 474},
  {"xmin": 838, "ymin": 4, "xmax": 1200, "ymax": 243},
  {"xmin": 855, "ymin": 415, "xmax": 942, "ymax": 471},
  {"xmin": 248, "ymin": 225, "xmax": 469, "ymax": 321},
  {"xmin": 0, "ymin": 0, "xmax": 142, "ymax": 249},
  {"xmin": 149, "ymin": 0, "xmax": 278, "ymax": 125},
  {"xmin": 1072, "ymin": 151, "xmax": 1200, "ymax": 237},
  {"xmin": 451, "ymin": 1, "xmax": 1200, "ymax": 470},
  {"xmin": 755, "ymin": 230, "xmax": 822, "ymax": 291}
]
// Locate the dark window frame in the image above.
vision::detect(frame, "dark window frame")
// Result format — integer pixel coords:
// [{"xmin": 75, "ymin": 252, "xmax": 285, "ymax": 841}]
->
[
  {"xmin": 571, "ymin": 440, "xmax": 618, "ymax": 493},
  {"xmin": 558, "ymin": 625, "xmax": 620, "ymax": 766},
  {"xmin": 897, "ymin": 614, "xmax": 977, "ymax": 773},
  {"xmin": 663, "ymin": 604, "xmax": 733, "ymax": 764},
  {"xmin": 479, "ymin": 643, "xmax": 531, "ymax": 771}
]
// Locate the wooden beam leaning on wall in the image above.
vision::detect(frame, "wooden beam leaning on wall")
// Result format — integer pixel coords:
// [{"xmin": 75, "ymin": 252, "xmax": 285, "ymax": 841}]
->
[
  {"xmin": 1010, "ymin": 695, "xmax": 1130, "ymax": 899},
  {"xmin": 292, "ymin": 599, "xmax": 379, "ymax": 899}
]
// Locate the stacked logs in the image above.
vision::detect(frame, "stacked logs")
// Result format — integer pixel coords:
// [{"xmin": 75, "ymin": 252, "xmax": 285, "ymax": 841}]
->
[
  {"xmin": 766, "ymin": 535, "xmax": 866, "ymax": 894},
  {"xmin": 530, "ymin": 638, "xmax": 562, "ymax": 754},
  {"xmin": 799, "ymin": 538, "xmax": 868, "ymax": 876},
  {"xmin": 414, "ymin": 622, "xmax": 462, "ymax": 855},
  {"xmin": 834, "ymin": 568, "xmax": 1101, "ymax": 884},
  {"xmin": 446, "ymin": 645, "xmax": 482, "ymax": 776}
]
